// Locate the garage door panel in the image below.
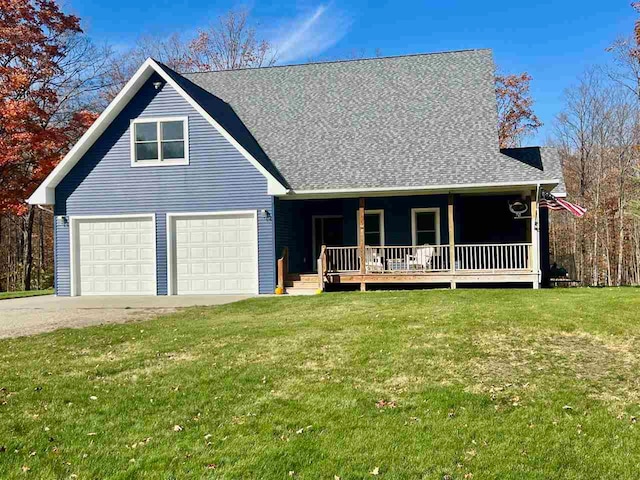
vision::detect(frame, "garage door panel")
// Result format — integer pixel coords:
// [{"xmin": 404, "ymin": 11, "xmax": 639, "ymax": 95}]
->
[
  {"xmin": 173, "ymin": 213, "xmax": 257, "ymax": 295},
  {"xmin": 76, "ymin": 217, "xmax": 155, "ymax": 296}
]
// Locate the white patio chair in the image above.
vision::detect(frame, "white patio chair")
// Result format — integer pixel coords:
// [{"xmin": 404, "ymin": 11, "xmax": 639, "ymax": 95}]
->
[
  {"xmin": 406, "ymin": 245, "xmax": 435, "ymax": 270},
  {"xmin": 365, "ymin": 248, "xmax": 384, "ymax": 272}
]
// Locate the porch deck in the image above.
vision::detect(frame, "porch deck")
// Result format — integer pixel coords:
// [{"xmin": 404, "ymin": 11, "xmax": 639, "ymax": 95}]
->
[{"xmin": 276, "ymin": 191, "xmax": 542, "ymax": 292}]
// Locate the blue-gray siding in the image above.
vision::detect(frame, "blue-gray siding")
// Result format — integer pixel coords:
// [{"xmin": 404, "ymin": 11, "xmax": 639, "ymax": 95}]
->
[{"xmin": 54, "ymin": 73, "xmax": 275, "ymax": 295}]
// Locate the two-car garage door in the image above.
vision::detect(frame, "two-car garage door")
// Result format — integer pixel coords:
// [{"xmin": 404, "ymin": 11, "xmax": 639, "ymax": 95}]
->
[{"xmin": 72, "ymin": 212, "xmax": 258, "ymax": 296}]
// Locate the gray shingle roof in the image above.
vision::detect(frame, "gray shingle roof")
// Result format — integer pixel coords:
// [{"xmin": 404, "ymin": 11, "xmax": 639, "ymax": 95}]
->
[
  {"xmin": 501, "ymin": 147, "xmax": 566, "ymax": 195},
  {"xmin": 182, "ymin": 49, "xmax": 561, "ymax": 192}
]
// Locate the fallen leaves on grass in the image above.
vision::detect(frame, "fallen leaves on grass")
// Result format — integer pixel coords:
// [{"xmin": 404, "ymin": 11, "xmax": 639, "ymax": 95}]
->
[
  {"xmin": 370, "ymin": 466, "xmax": 380, "ymax": 475},
  {"xmin": 375, "ymin": 399, "xmax": 397, "ymax": 409},
  {"xmin": 173, "ymin": 425, "xmax": 183, "ymax": 432}
]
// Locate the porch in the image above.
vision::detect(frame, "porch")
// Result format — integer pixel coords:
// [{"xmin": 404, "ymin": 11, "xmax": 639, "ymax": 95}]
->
[{"xmin": 275, "ymin": 191, "xmax": 544, "ymax": 292}]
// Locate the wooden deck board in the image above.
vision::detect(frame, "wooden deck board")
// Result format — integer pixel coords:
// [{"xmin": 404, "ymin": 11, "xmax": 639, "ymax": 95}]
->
[{"xmin": 327, "ymin": 271, "xmax": 537, "ymax": 285}]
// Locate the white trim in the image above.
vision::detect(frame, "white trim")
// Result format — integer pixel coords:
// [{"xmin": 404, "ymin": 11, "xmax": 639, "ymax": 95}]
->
[
  {"xmin": 130, "ymin": 116, "xmax": 189, "ymax": 167},
  {"xmin": 28, "ymin": 58, "xmax": 288, "ymax": 205},
  {"xmin": 69, "ymin": 213, "xmax": 157, "ymax": 297},
  {"xmin": 355, "ymin": 209, "xmax": 385, "ymax": 246},
  {"xmin": 311, "ymin": 215, "xmax": 343, "ymax": 272},
  {"xmin": 532, "ymin": 185, "xmax": 541, "ymax": 289},
  {"xmin": 280, "ymin": 180, "xmax": 562, "ymax": 200},
  {"xmin": 411, "ymin": 208, "xmax": 441, "ymax": 246},
  {"xmin": 166, "ymin": 210, "xmax": 260, "ymax": 296}
]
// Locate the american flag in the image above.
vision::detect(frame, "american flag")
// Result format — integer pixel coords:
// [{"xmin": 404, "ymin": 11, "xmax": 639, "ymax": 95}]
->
[{"xmin": 540, "ymin": 190, "xmax": 587, "ymax": 218}]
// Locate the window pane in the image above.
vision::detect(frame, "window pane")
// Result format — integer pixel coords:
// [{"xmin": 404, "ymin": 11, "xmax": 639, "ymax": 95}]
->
[
  {"xmin": 135, "ymin": 122, "xmax": 157, "ymax": 142},
  {"xmin": 162, "ymin": 121, "xmax": 184, "ymax": 141},
  {"xmin": 365, "ymin": 232, "xmax": 381, "ymax": 246},
  {"xmin": 135, "ymin": 142, "xmax": 158, "ymax": 161},
  {"xmin": 416, "ymin": 231, "xmax": 436, "ymax": 245},
  {"xmin": 162, "ymin": 141, "xmax": 184, "ymax": 160},
  {"xmin": 365, "ymin": 213, "xmax": 380, "ymax": 233},
  {"xmin": 416, "ymin": 212, "xmax": 435, "ymax": 231}
]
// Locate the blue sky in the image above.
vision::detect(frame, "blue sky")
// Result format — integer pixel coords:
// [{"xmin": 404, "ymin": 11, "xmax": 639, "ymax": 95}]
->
[{"xmin": 68, "ymin": 0, "xmax": 637, "ymax": 145}]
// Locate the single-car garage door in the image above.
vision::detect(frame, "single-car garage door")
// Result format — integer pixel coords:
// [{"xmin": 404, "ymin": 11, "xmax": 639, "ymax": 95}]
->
[
  {"xmin": 73, "ymin": 216, "xmax": 156, "ymax": 296},
  {"xmin": 170, "ymin": 212, "xmax": 258, "ymax": 295}
]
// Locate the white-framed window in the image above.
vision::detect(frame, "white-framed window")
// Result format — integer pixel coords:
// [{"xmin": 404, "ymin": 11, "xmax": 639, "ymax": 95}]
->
[
  {"xmin": 130, "ymin": 116, "xmax": 189, "ymax": 166},
  {"xmin": 411, "ymin": 208, "xmax": 440, "ymax": 245},
  {"xmin": 356, "ymin": 209, "xmax": 385, "ymax": 246}
]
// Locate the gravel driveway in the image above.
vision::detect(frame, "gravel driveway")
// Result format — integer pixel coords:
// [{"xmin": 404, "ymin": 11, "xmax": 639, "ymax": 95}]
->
[{"xmin": 0, "ymin": 294, "xmax": 251, "ymax": 339}]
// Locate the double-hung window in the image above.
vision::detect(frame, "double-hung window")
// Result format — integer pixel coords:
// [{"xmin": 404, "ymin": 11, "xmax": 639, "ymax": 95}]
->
[
  {"xmin": 356, "ymin": 210, "xmax": 385, "ymax": 246},
  {"xmin": 411, "ymin": 208, "xmax": 440, "ymax": 245},
  {"xmin": 131, "ymin": 117, "xmax": 189, "ymax": 166}
]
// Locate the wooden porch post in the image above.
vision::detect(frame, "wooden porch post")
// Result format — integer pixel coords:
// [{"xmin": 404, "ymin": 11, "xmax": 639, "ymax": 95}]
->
[
  {"xmin": 448, "ymin": 194, "xmax": 456, "ymax": 289},
  {"xmin": 358, "ymin": 197, "xmax": 366, "ymax": 291},
  {"xmin": 530, "ymin": 188, "xmax": 540, "ymax": 289}
]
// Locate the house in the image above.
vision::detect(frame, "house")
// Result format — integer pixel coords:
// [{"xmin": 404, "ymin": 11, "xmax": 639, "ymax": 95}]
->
[{"xmin": 28, "ymin": 49, "xmax": 566, "ymax": 296}]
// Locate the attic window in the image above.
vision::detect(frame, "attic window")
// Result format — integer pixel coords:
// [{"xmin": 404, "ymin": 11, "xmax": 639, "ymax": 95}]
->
[{"xmin": 131, "ymin": 116, "xmax": 189, "ymax": 166}]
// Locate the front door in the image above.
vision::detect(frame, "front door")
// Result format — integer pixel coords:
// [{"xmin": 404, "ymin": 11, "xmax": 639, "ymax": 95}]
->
[{"xmin": 313, "ymin": 216, "xmax": 344, "ymax": 270}]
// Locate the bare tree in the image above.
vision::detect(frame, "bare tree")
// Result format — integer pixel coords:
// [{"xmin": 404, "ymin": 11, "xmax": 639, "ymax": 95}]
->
[
  {"xmin": 187, "ymin": 8, "xmax": 276, "ymax": 71},
  {"xmin": 104, "ymin": 8, "xmax": 276, "ymax": 102}
]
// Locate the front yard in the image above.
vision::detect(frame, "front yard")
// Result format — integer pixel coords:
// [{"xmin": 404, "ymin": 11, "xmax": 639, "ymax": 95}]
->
[{"xmin": 1, "ymin": 289, "xmax": 640, "ymax": 478}]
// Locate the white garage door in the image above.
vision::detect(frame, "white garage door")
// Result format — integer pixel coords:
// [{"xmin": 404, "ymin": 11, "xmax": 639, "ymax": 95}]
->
[
  {"xmin": 172, "ymin": 213, "xmax": 257, "ymax": 295},
  {"xmin": 75, "ymin": 216, "xmax": 156, "ymax": 296}
]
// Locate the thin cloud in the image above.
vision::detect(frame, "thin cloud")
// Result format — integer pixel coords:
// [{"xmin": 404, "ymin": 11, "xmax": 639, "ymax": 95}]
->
[{"xmin": 271, "ymin": 4, "xmax": 352, "ymax": 64}]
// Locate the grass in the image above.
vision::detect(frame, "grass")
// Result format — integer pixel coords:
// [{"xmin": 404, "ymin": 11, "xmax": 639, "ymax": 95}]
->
[
  {"xmin": 0, "ymin": 289, "xmax": 53, "ymax": 300},
  {"xmin": 1, "ymin": 289, "xmax": 640, "ymax": 479}
]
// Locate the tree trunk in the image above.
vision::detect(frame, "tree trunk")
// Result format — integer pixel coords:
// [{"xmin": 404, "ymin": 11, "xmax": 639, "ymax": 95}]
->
[
  {"xmin": 22, "ymin": 206, "xmax": 35, "ymax": 291},
  {"xmin": 38, "ymin": 210, "xmax": 44, "ymax": 289},
  {"xmin": 616, "ymin": 188, "xmax": 625, "ymax": 286},
  {"xmin": 605, "ymin": 213, "xmax": 613, "ymax": 286}
]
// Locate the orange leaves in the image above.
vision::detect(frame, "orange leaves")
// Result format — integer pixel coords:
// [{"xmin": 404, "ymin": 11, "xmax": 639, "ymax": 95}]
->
[
  {"xmin": 495, "ymin": 72, "xmax": 542, "ymax": 148},
  {"xmin": 0, "ymin": 0, "xmax": 90, "ymax": 213}
]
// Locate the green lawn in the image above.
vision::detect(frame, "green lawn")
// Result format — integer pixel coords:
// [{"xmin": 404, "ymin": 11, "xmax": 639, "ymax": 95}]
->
[
  {"xmin": 0, "ymin": 289, "xmax": 53, "ymax": 300},
  {"xmin": 1, "ymin": 289, "xmax": 640, "ymax": 479}
]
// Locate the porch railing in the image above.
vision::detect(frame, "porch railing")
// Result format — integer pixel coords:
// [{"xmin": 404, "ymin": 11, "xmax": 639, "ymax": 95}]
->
[
  {"xmin": 455, "ymin": 243, "xmax": 531, "ymax": 271},
  {"xmin": 324, "ymin": 243, "xmax": 532, "ymax": 274},
  {"xmin": 325, "ymin": 246, "xmax": 361, "ymax": 272}
]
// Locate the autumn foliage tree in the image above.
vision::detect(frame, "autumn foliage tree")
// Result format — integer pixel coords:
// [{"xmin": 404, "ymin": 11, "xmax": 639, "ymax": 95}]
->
[
  {"xmin": 0, "ymin": 0, "xmax": 106, "ymax": 290},
  {"xmin": 495, "ymin": 72, "xmax": 543, "ymax": 148}
]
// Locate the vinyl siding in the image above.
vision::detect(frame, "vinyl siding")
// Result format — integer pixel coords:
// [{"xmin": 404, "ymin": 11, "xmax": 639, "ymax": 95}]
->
[{"xmin": 54, "ymin": 73, "xmax": 275, "ymax": 295}]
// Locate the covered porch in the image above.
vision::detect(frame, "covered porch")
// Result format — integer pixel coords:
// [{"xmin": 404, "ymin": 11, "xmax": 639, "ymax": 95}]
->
[{"xmin": 275, "ymin": 190, "xmax": 543, "ymax": 292}]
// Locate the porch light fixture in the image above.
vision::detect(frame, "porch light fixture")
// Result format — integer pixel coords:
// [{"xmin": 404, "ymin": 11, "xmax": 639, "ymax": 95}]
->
[
  {"xmin": 152, "ymin": 81, "xmax": 164, "ymax": 90},
  {"xmin": 260, "ymin": 209, "xmax": 272, "ymax": 221}
]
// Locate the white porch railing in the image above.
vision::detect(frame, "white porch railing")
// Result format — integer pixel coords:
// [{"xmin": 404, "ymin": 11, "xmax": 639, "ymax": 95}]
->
[
  {"xmin": 455, "ymin": 243, "xmax": 531, "ymax": 271},
  {"xmin": 324, "ymin": 243, "xmax": 532, "ymax": 274},
  {"xmin": 362, "ymin": 245, "xmax": 451, "ymax": 273},
  {"xmin": 325, "ymin": 245, "xmax": 451, "ymax": 273},
  {"xmin": 324, "ymin": 246, "xmax": 361, "ymax": 272}
]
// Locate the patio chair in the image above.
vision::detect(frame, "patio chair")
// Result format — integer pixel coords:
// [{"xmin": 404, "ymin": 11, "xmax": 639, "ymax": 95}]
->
[
  {"xmin": 406, "ymin": 245, "xmax": 435, "ymax": 270},
  {"xmin": 365, "ymin": 248, "xmax": 384, "ymax": 273}
]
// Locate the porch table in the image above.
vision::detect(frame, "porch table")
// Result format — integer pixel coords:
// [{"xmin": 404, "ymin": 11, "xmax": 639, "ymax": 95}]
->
[{"xmin": 386, "ymin": 258, "xmax": 409, "ymax": 271}]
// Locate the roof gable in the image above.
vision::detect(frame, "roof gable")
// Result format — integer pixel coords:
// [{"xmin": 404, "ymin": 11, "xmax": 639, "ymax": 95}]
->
[{"xmin": 28, "ymin": 59, "xmax": 287, "ymax": 205}]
